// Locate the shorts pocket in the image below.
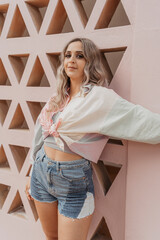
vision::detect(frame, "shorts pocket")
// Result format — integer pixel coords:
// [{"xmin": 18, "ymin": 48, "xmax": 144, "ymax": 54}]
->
[
  {"xmin": 35, "ymin": 149, "xmax": 43, "ymax": 163},
  {"xmin": 60, "ymin": 167, "xmax": 86, "ymax": 182}
]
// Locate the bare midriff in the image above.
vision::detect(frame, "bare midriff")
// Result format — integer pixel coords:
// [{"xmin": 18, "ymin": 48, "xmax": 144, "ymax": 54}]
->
[{"xmin": 44, "ymin": 144, "xmax": 83, "ymax": 162}]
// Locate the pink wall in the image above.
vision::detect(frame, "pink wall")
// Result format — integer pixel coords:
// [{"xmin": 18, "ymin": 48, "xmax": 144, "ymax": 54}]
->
[
  {"xmin": 0, "ymin": 0, "xmax": 160, "ymax": 240},
  {"xmin": 125, "ymin": 0, "xmax": 160, "ymax": 239}
]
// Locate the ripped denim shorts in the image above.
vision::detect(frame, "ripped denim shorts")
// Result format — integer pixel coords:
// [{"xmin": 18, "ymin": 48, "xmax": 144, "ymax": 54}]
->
[{"xmin": 30, "ymin": 145, "xmax": 95, "ymax": 219}]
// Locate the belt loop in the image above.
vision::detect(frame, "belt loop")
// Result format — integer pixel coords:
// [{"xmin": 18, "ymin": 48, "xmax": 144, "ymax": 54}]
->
[
  {"xmin": 47, "ymin": 168, "xmax": 52, "ymax": 184},
  {"xmin": 41, "ymin": 153, "xmax": 45, "ymax": 162},
  {"xmin": 56, "ymin": 162, "xmax": 60, "ymax": 171}
]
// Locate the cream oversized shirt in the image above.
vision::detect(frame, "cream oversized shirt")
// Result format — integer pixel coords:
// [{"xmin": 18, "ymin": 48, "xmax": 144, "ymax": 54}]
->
[{"xmin": 30, "ymin": 84, "xmax": 160, "ymax": 168}]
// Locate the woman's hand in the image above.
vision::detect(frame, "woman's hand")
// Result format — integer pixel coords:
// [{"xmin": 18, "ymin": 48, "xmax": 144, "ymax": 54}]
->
[{"xmin": 25, "ymin": 177, "xmax": 33, "ymax": 201}]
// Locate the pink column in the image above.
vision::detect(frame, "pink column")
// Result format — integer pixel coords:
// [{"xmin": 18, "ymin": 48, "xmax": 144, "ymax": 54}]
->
[{"xmin": 125, "ymin": 0, "xmax": 160, "ymax": 239}]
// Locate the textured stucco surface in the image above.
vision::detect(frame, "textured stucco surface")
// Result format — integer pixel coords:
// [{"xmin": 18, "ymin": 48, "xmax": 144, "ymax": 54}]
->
[{"xmin": 0, "ymin": 1, "xmax": 159, "ymax": 240}]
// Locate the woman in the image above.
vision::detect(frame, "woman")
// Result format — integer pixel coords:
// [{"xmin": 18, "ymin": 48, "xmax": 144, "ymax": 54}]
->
[{"xmin": 26, "ymin": 38, "xmax": 160, "ymax": 240}]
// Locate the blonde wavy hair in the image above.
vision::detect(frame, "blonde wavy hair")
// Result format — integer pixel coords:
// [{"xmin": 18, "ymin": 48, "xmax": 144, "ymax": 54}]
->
[{"xmin": 48, "ymin": 38, "xmax": 107, "ymax": 112}]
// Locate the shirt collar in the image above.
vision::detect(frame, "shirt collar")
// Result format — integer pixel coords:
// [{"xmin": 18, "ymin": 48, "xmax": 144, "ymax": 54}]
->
[{"xmin": 65, "ymin": 84, "xmax": 93, "ymax": 98}]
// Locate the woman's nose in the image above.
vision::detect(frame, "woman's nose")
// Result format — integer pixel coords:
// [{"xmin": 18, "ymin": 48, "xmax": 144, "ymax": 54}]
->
[{"xmin": 69, "ymin": 55, "xmax": 76, "ymax": 63}]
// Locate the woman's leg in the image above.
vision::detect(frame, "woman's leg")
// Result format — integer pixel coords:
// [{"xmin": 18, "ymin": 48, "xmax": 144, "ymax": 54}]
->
[
  {"xmin": 34, "ymin": 200, "xmax": 58, "ymax": 240},
  {"xmin": 57, "ymin": 159, "xmax": 94, "ymax": 240},
  {"xmin": 58, "ymin": 211, "xmax": 93, "ymax": 240}
]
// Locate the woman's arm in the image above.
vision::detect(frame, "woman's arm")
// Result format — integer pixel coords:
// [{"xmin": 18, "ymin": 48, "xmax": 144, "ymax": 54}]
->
[
  {"xmin": 29, "ymin": 116, "xmax": 44, "ymax": 176},
  {"xmin": 99, "ymin": 88, "xmax": 160, "ymax": 144}
]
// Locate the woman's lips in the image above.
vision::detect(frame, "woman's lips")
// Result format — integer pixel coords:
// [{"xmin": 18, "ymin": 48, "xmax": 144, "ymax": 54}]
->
[{"xmin": 67, "ymin": 67, "xmax": 77, "ymax": 70}]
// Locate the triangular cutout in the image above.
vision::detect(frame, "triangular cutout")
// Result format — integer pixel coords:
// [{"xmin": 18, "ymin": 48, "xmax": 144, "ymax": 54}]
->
[
  {"xmin": 0, "ymin": 183, "xmax": 11, "ymax": 209},
  {"xmin": 7, "ymin": 5, "xmax": 29, "ymax": 38},
  {"xmin": 27, "ymin": 101, "xmax": 45, "ymax": 123},
  {"xmin": 9, "ymin": 54, "xmax": 29, "ymax": 84},
  {"xmin": 9, "ymin": 104, "xmax": 29, "ymax": 129},
  {"xmin": 0, "ymin": 58, "xmax": 11, "ymax": 85},
  {"xmin": 94, "ymin": 160, "xmax": 121, "ymax": 195},
  {"xmin": 47, "ymin": 53, "xmax": 60, "ymax": 76},
  {"xmin": 27, "ymin": 56, "xmax": 50, "ymax": 87},
  {"xmin": 94, "ymin": 160, "xmax": 112, "ymax": 195},
  {"xmin": 47, "ymin": 0, "xmax": 73, "ymax": 34},
  {"xmin": 0, "ymin": 4, "xmax": 9, "ymax": 36},
  {"xmin": 0, "ymin": 145, "xmax": 10, "ymax": 170},
  {"xmin": 0, "ymin": 100, "xmax": 11, "ymax": 126},
  {"xmin": 28, "ymin": 198, "xmax": 38, "ymax": 221},
  {"xmin": 91, "ymin": 217, "xmax": 112, "ymax": 240},
  {"xmin": 74, "ymin": 0, "xmax": 96, "ymax": 28},
  {"xmin": 26, "ymin": 164, "xmax": 32, "ymax": 177},
  {"xmin": 95, "ymin": 0, "xmax": 130, "ymax": 30},
  {"xmin": 108, "ymin": 1, "xmax": 130, "ymax": 28},
  {"xmin": 25, "ymin": 0, "xmax": 49, "ymax": 32},
  {"xmin": 9, "ymin": 145, "xmax": 29, "ymax": 172},
  {"xmin": 101, "ymin": 48, "xmax": 126, "ymax": 85},
  {"xmin": 8, "ymin": 191, "xmax": 27, "ymax": 219},
  {"xmin": 108, "ymin": 138, "xmax": 123, "ymax": 146},
  {"xmin": 105, "ymin": 164, "xmax": 121, "ymax": 184}
]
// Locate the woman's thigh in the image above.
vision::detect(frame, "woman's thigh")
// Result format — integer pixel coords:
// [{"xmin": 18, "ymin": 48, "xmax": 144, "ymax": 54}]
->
[
  {"xmin": 58, "ymin": 211, "xmax": 93, "ymax": 240},
  {"xmin": 34, "ymin": 200, "xmax": 58, "ymax": 240},
  {"xmin": 57, "ymin": 160, "xmax": 95, "ymax": 240}
]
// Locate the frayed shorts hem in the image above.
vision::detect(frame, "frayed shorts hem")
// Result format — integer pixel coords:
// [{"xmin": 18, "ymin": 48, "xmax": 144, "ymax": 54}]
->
[
  {"xmin": 31, "ymin": 194, "xmax": 58, "ymax": 204},
  {"xmin": 31, "ymin": 195, "xmax": 95, "ymax": 220},
  {"xmin": 58, "ymin": 209, "xmax": 94, "ymax": 220}
]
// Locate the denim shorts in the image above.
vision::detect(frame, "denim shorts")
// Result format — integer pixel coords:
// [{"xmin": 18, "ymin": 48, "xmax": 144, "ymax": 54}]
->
[{"xmin": 30, "ymin": 146, "xmax": 95, "ymax": 219}]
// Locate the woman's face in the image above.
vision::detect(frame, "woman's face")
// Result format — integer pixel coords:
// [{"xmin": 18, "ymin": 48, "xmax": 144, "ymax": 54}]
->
[{"xmin": 64, "ymin": 41, "xmax": 86, "ymax": 83}]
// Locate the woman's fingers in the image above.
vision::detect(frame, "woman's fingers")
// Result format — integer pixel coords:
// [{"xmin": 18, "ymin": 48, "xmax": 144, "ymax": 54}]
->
[
  {"xmin": 25, "ymin": 178, "xmax": 33, "ymax": 201},
  {"xmin": 25, "ymin": 188, "xmax": 34, "ymax": 200}
]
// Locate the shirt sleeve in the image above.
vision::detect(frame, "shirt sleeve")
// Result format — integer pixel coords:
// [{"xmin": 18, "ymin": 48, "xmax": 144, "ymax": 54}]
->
[
  {"xmin": 29, "ymin": 116, "xmax": 44, "ymax": 176},
  {"xmin": 99, "ymin": 91, "xmax": 160, "ymax": 144}
]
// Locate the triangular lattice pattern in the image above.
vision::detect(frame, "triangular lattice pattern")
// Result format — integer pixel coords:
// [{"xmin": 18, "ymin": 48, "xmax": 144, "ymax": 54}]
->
[{"xmin": 0, "ymin": 0, "xmax": 132, "ymax": 239}]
